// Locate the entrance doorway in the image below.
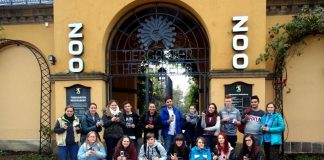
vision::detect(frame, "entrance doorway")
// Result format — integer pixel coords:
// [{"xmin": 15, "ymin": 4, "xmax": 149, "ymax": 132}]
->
[{"xmin": 107, "ymin": 5, "xmax": 209, "ymax": 113}]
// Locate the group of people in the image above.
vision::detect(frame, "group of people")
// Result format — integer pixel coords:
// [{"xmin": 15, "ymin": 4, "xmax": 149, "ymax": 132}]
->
[{"xmin": 54, "ymin": 95, "xmax": 285, "ymax": 160}]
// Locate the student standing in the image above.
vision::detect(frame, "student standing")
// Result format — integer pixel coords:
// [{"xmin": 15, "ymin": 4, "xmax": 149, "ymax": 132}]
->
[
  {"xmin": 260, "ymin": 102, "xmax": 285, "ymax": 160},
  {"xmin": 53, "ymin": 105, "xmax": 81, "ymax": 160},
  {"xmin": 80, "ymin": 103, "xmax": 103, "ymax": 143},
  {"xmin": 102, "ymin": 99, "xmax": 125, "ymax": 160},
  {"xmin": 160, "ymin": 97, "xmax": 184, "ymax": 151},
  {"xmin": 241, "ymin": 96, "xmax": 265, "ymax": 144},
  {"xmin": 219, "ymin": 94, "xmax": 241, "ymax": 149}
]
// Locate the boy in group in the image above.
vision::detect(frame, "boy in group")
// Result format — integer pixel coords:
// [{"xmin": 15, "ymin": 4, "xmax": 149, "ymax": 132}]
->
[
  {"xmin": 241, "ymin": 95, "xmax": 265, "ymax": 144},
  {"xmin": 138, "ymin": 133, "xmax": 167, "ymax": 160},
  {"xmin": 160, "ymin": 97, "xmax": 184, "ymax": 151},
  {"xmin": 219, "ymin": 94, "xmax": 241, "ymax": 149}
]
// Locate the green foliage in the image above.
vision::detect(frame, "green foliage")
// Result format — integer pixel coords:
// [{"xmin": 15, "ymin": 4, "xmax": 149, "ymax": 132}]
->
[
  {"xmin": 17, "ymin": 153, "xmax": 51, "ymax": 160},
  {"xmin": 256, "ymin": 6, "xmax": 324, "ymax": 113},
  {"xmin": 184, "ymin": 76, "xmax": 199, "ymax": 109},
  {"xmin": 256, "ymin": 7, "xmax": 324, "ymax": 65}
]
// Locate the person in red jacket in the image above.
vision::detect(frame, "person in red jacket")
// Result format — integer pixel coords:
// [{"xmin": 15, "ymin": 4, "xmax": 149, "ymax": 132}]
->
[{"xmin": 113, "ymin": 135, "xmax": 138, "ymax": 160}]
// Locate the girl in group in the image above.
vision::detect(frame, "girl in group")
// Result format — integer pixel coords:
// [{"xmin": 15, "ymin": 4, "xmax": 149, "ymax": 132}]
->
[
  {"xmin": 183, "ymin": 104, "xmax": 199, "ymax": 148},
  {"xmin": 53, "ymin": 105, "xmax": 81, "ymax": 160},
  {"xmin": 189, "ymin": 137, "xmax": 211, "ymax": 160},
  {"xmin": 140, "ymin": 102, "xmax": 161, "ymax": 143},
  {"xmin": 239, "ymin": 134, "xmax": 264, "ymax": 160},
  {"xmin": 212, "ymin": 132, "xmax": 236, "ymax": 160},
  {"xmin": 80, "ymin": 103, "xmax": 103, "ymax": 143},
  {"xmin": 77, "ymin": 131, "xmax": 106, "ymax": 160},
  {"xmin": 168, "ymin": 134, "xmax": 190, "ymax": 160},
  {"xmin": 201, "ymin": 103, "xmax": 220, "ymax": 151},
  {"xmin": 260, "ymin": 102, "xmax": 285, "ymax": 160},
  {"xmin": 113, "ymin": 135, "xmax": 138, "ymax": 160},
  {"xmin": 122, "ymin": 101, "xmax": 140, "ymax": 148},
  {"xmin": 102, "ymin": 99, "xmax": 125, "ymax": 160}
]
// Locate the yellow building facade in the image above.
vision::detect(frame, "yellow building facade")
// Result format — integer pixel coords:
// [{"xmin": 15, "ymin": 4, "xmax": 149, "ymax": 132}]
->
[{"xmin": 0, "ymin": 0, "xmax": 323, "ymax": 153}]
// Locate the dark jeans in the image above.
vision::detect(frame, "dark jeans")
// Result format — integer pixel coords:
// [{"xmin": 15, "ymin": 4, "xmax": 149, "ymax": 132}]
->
[
  {"xmin": 264, "ymin": 142, "xmax": 280, "ymax": 160},
  {"xmin": 226, "ymin": 135, "xmax": 237, "ymax": 149},
  {"xmin": 163, "ymin": 134, "xmax": 175, "ymax": 152},
  {"xmin": 105, "ymin": 137, "xmax": 119, "ymax": 160},
  {"xmin": 203, "ymin": 135, "xmax": 217, "ymax": 151},
  {"xmin": 57, "ymin": 143, "xmax": 78, "ymax": 160}
]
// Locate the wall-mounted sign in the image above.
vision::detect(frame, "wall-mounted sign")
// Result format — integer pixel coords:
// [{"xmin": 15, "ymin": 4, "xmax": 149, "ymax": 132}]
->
[
  {"xmin": 66, "ymin": 84, "xmax": 90, "ymax": 119},
  {"xmin": 68, "ymin": 23, "xmax": 84, "ymax": 73},
  {"xmin": 232, "ymin": 16, "xmax": 249, "ymax": 69},
  {"xmin": 225, "ymin": 81, "xmax": 252, "ymax": 114}
]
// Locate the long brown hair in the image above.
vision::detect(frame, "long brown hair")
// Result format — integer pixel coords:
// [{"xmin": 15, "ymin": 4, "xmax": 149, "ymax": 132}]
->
[
  {"xmin": 242, "ymin": 134, "xmax": 260, "ymax": 159},
  {"xmin": 115, "ymin": 135, "xmax": 136, "ymax": 154},
  {"xmin": 171, "ymin": 134, "xmax": 186, "ymax": 156}
]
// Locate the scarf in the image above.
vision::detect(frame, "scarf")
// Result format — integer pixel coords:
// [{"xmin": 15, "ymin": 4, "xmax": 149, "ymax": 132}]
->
[
  {"xmin": 64, "ymin": 114, "xmax": 75, "ymax": 123},
  {"xmin": 110, "ymin": 107, "xmax": 120, "ymax": 116},
  {"xmin": 205, "ymin": 112, "xmax": 216, "ymax": 127}
]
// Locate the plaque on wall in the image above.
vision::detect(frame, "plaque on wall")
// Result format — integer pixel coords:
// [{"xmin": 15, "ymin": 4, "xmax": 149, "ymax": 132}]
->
[
  {"xmin": 225, "ymin": 81, "xmax": 252, "ymax": 115},
  {"xmin": 66, "ymin": 84, "xmax": 91, "ymax": 119}
]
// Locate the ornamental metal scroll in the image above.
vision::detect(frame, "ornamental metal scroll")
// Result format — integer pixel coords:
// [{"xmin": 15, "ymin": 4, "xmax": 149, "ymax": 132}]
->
[{"xmin": 108, "ymin": 6, "xmax": 209, "ymax": 76}]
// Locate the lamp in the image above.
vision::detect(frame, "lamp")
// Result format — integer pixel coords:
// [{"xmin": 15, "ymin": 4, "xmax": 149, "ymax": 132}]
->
[{"xmin": 48, "ymin": 55, "xmax": 56, "ymax": 65}]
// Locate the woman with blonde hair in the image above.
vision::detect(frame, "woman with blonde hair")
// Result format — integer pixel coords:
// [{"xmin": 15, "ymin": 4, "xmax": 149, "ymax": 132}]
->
[
  {"xmin": 102, "ymin": 99, "xmax": 125, "ymax": 160},
  {"xmin": 77, "ymin": 131, "xmax": 106, "ymax": 160}
]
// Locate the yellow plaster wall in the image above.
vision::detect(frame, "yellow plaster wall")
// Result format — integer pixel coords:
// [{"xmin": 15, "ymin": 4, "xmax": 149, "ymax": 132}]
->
[
  {"xmin": 210, "ymin": 78, "xmax": 266, "ymax": 112},
  {"xmin": 53, "ymin": 0, "xmax": 266, "ymax": 74},
  {"xmin": 283, "ymin": 35, "xmax": 324, "ymax": 142},
  {"xmin": 0, "ymin": 46, "xmax": 40, "ymax": 140},
  {"xmin": 1, "ymin": 23, "xmax": 54, "ymax": 67},
  {"xmin": 53, "ymin": 80, "xmax": 106, "ymax": 121}
]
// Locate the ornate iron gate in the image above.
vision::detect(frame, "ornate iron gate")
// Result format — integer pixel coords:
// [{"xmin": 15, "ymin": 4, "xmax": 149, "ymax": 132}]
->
[
  {"xmin": 107, "ymin": 5, "xmax": 209, "ymax": 110},
  {"xmin": 0, "ymin": 39, "xmax": 51, "ymax": 154}
]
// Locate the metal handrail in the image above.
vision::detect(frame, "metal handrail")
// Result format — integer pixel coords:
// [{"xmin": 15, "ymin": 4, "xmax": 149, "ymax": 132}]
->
[{"xmin": 0, "ymin": 0, "xmax": 53, "ymax": 6}]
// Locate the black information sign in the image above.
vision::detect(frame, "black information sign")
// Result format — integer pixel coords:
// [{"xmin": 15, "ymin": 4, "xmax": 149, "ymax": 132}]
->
[
  {"xmin": 225, "ymin": 81, "xmax": 252, "ymax": 115},
  {"xmin": 66, "ymin": 84, "xmax": 91, "ymax": 119}
]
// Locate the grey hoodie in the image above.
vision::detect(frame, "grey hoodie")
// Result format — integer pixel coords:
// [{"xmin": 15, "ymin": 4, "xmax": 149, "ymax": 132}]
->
[{"xmin": 138, "ymin": 141, "xmax": 167, "ymax": 160}]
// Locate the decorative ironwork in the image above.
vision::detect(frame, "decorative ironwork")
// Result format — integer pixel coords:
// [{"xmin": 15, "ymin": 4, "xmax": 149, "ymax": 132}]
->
[
  {"xmin": 109, "ymin": 6, "xmax": 209, "ymax": 76},
  {"xmin": 137, "ymin": 16, "xmax": 176, "ymax": 50},
  {"xmin": 0, "ymin": 39, "xmax": 51, "ymax": 154}
]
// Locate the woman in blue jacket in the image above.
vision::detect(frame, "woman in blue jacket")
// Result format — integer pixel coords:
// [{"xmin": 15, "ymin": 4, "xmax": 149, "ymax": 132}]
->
[
  {"xmin": 190, "ymin": 137, "xmax": 211, "ymax": 160},
  {"xmin": 80, "ymin": 103, "xmax": 103, "ymax": 143},
  {"xmin": 260, "ymin": 102, "xmax": 285, "ymax": 160}
]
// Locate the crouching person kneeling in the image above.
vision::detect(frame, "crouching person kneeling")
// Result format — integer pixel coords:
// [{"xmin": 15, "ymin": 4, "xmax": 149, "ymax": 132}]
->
[{"xmin": 138, "ymin": 133, "xmax": 167, "ymax": 160}]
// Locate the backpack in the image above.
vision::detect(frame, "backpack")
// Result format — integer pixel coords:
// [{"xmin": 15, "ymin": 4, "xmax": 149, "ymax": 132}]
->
[{"xmin": 144, "ymin": 143, "xmax": 160, "ymax": 157}]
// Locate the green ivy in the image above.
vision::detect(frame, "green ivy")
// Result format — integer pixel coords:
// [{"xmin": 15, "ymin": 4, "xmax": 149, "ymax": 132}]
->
[{"xmin": 256, "ymin": 6, "xmax": 324, "ymax": 113}]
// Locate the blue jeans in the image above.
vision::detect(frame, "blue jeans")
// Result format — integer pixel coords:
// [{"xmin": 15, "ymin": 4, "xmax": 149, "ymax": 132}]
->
[
  {"xmin": 163, "ymin": 134, "xmax": 175, "ymax": 152},
  {"xmin": 58, "ymin": 143, "xmax": 78, "ymax": 160}
]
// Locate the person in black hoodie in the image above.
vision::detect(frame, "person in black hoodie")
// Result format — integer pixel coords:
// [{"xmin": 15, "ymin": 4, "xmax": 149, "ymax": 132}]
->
[
  {"xmin": 122, "ymin": 101, "xmax": 140, "ymax": 148},
  {"xmin": 140, "ymin": 102, "xmax": 162, "ymax": 143}
]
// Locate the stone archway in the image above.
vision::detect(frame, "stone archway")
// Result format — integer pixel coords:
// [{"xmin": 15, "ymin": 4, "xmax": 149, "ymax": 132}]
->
[{"xmin": 107, "ymin": 4, "xmax": 210, "ymax": 112}]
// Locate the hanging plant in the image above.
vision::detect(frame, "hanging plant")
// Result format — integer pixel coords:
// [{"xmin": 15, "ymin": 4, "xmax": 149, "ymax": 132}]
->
[{"xmin": 256, "ymin": 7, "xmax": 324, "ymax": 113}]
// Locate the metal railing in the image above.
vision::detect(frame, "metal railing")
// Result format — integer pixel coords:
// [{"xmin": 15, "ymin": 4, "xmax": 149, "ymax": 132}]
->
[{"xmin": 0, "ymin": 0, "xmax": 52, "ymax": 6}]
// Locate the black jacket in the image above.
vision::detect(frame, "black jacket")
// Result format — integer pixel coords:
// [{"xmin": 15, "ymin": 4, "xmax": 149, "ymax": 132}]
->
[{"xmin": 140, "ymin": 111, "xmax": 161, "ymax": 139}]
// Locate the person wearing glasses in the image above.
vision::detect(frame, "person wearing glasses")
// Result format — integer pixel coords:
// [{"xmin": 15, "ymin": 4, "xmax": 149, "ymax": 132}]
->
[{"xmin": 239, "ymin": 134, "xmax": 264, "ymax": 160}]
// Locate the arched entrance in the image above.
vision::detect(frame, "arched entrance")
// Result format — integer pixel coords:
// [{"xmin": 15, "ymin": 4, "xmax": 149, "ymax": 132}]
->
[
  {"xmin": 0, "ymin": 39, "xmax": 51, "ymax": 153},
  {"xmin": 107, "ymin": 4, "xmax": 209, "ymax": 112}
]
